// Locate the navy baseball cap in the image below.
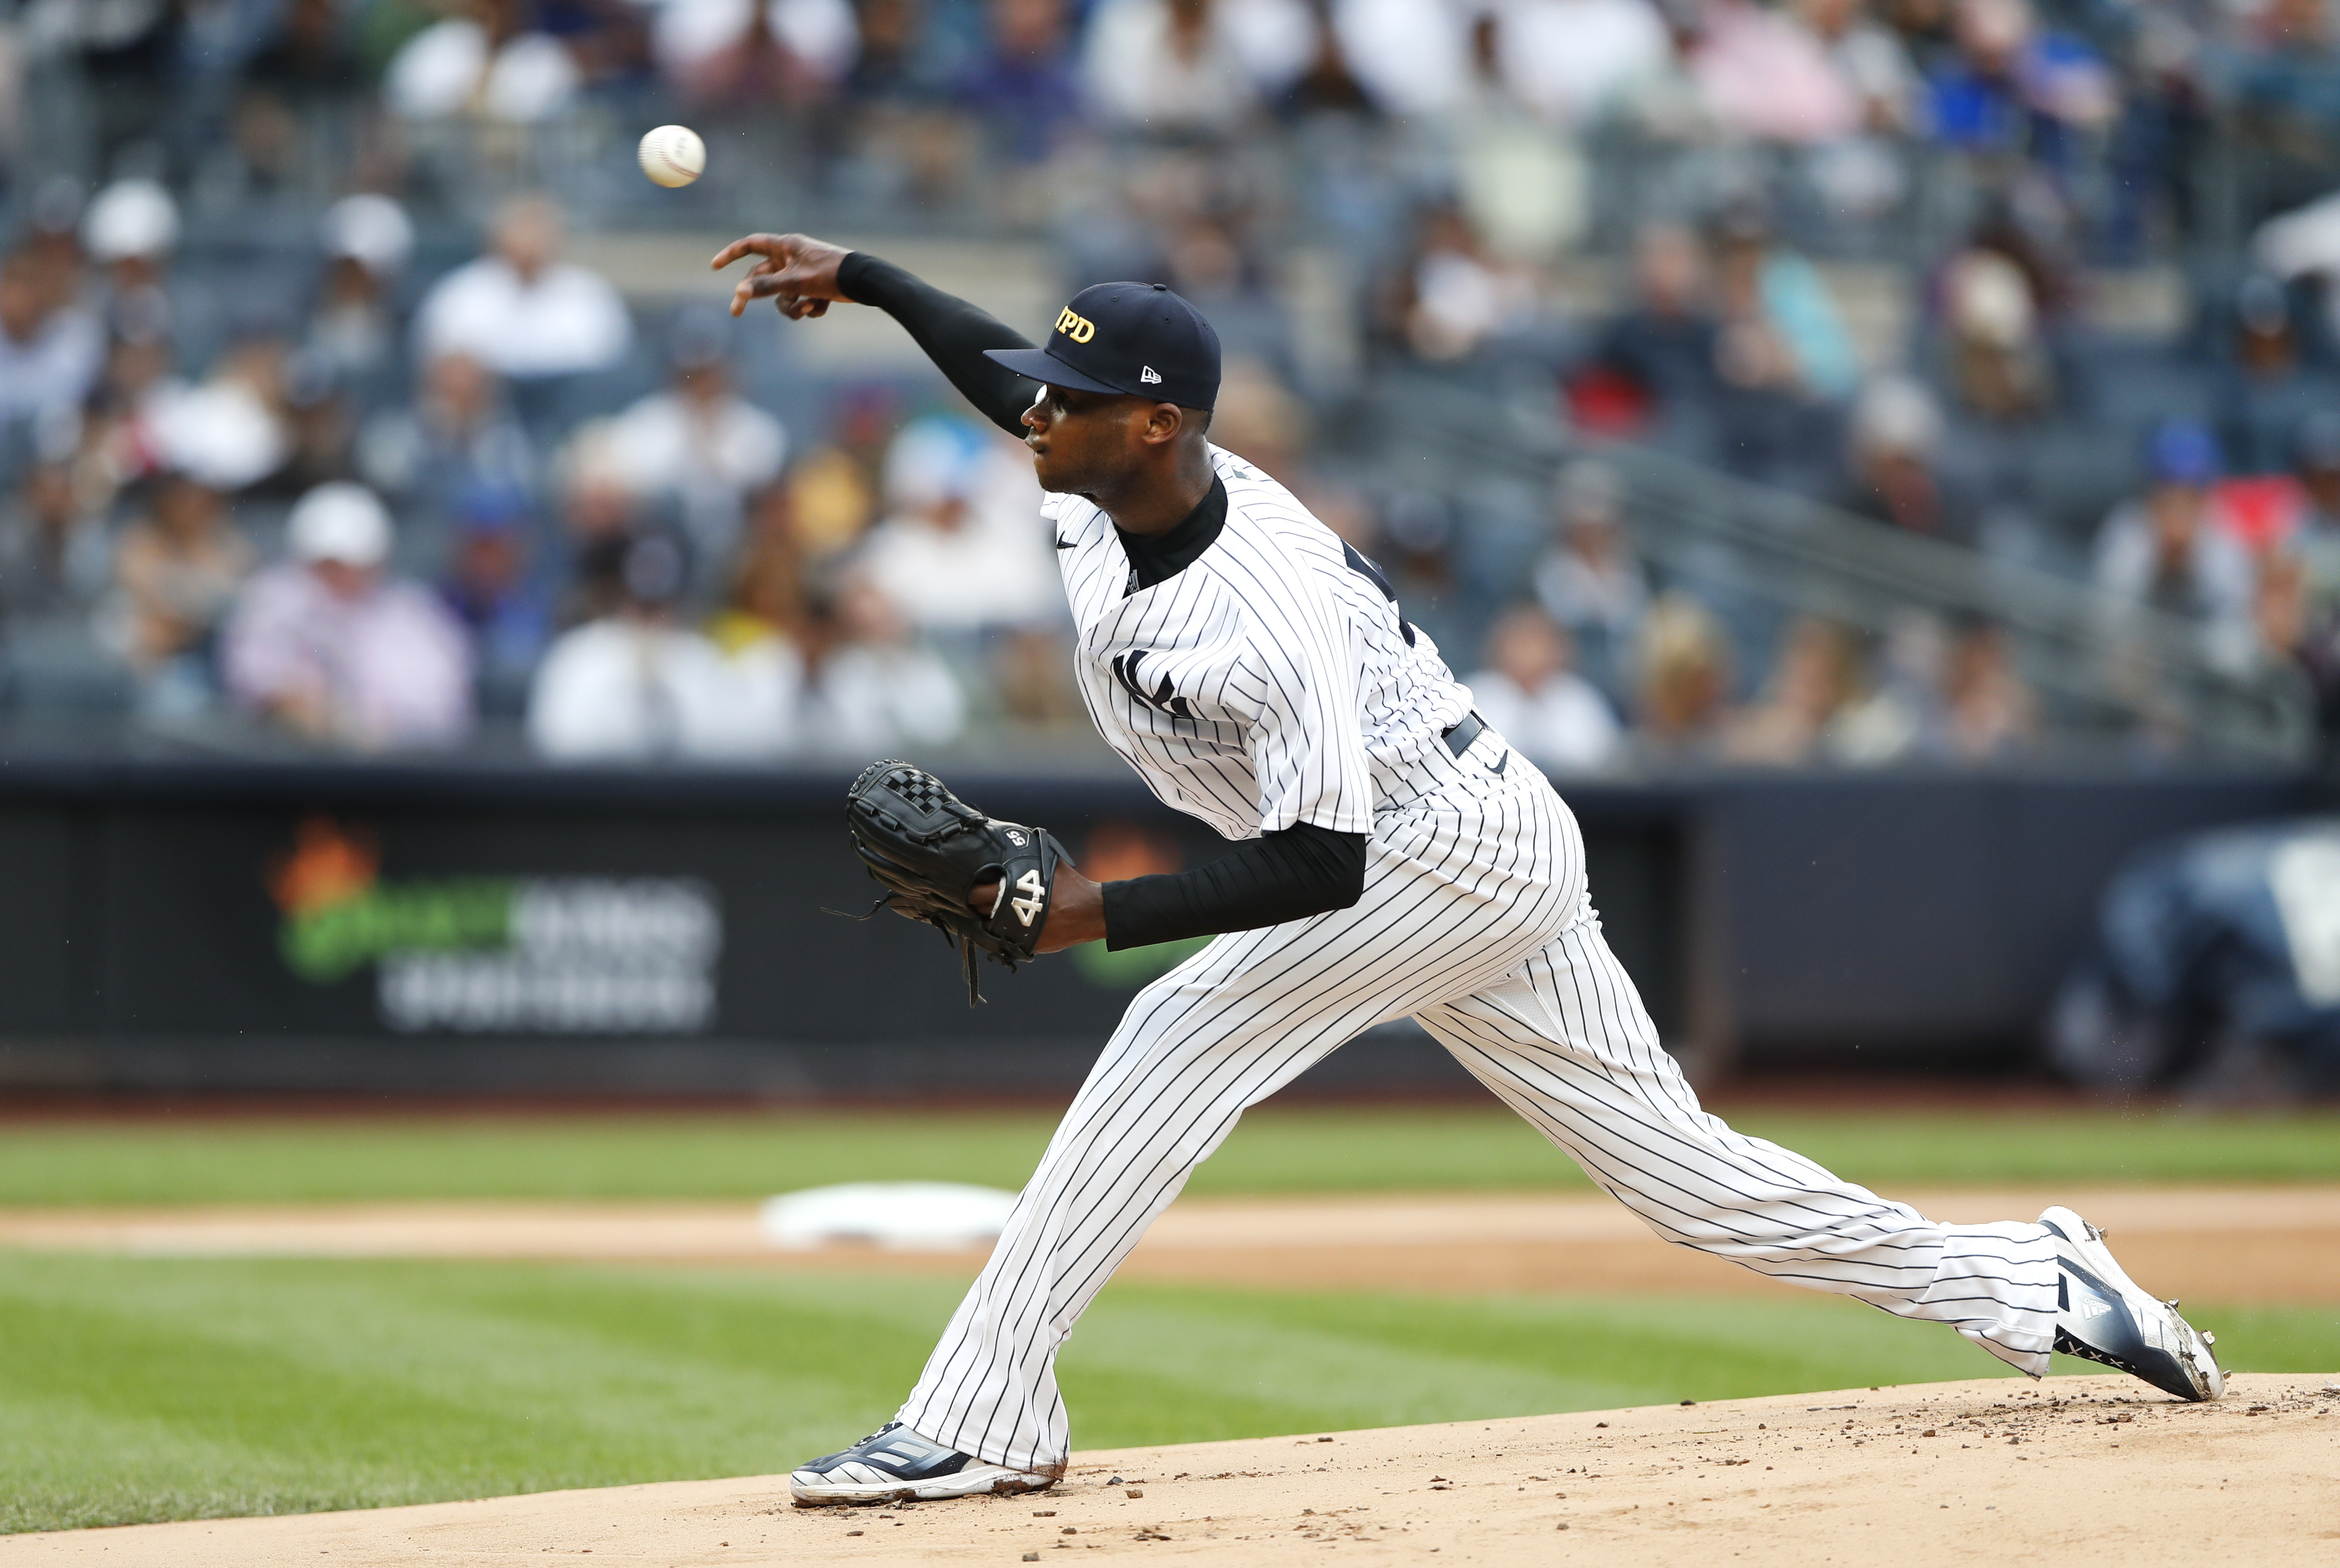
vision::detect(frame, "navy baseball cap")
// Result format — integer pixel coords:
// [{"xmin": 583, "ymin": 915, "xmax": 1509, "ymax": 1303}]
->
[{"xmin": 985, "ymin": 281, "xmax": 1221, "ymax": 411}]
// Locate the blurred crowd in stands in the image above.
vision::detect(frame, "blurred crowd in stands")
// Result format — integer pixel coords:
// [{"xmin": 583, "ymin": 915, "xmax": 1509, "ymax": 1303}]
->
[{"xmin": 1, "ymin": 0, "xmax": 2339, "ymax": 768}]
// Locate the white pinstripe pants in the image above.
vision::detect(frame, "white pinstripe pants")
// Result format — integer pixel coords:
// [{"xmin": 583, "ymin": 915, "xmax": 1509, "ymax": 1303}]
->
[{"xmin": 897, "ymin": 748, "xmax": 2059, "ymax": 1475}]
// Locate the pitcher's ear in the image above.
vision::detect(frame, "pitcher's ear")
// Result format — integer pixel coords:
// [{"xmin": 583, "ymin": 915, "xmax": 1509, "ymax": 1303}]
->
[{"xmin": 1141, "ymin": 401, "xmax": 1189, "ymax": 445}]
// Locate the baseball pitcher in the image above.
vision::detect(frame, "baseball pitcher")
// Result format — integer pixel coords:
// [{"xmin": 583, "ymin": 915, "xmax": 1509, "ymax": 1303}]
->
[{"xmin": 711, "ymin": 233, "xmax": 2224, "ymax": 1507}]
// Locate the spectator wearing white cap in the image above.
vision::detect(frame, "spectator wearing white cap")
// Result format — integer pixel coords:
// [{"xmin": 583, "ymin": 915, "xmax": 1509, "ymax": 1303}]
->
[
  {"xmin": 222, "ymin": 483, "xmax": 474, "ymax": 749},
  {"xmin": 1837, "ymin": 375, "xmax": 1972, "ymax": 544},
  {"xmin": 309, "ymin": 194, "xmax": 416, "ymax": 385},
  {"xmin": 82, "ymin": 178, "xmax": 195, "ymax": 348},
  {"xmin": 138, "ymin": 358, "xmax": 291, "ymax": 495},
  {"xmin": 81, "ymin": 175, "xmax": 242, "ymax": 386},
  {"xmin": 414, "ymin": 196, "xmax": 631, "ymax": 381},
  {"xmin": 83, "ymin": 178, "xmax": 179, "ymax": 279}
]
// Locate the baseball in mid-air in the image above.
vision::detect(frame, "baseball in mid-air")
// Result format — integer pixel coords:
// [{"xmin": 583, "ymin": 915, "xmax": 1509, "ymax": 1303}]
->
[{"xmin": 637, "ymin": 124, "xmax": 705, "ymax": 188}]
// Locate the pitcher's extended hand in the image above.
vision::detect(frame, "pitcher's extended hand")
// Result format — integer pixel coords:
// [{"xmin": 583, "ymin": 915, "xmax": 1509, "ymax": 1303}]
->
[{"xmin": 711, "ymin": 233, "xmax": 854, "ymax": 321}]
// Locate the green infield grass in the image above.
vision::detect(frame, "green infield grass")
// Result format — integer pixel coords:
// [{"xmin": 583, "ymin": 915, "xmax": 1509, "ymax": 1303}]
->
[
  {"xmin": 0, "ymin": 1104, "xmax": 2334, "ymax": 1209},
  {"xmin": 2, "ymin": 1251, "xmax": 2333, "ymax": 1535}
]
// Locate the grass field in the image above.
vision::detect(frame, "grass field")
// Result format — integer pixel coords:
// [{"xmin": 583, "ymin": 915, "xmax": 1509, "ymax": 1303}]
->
[
  {"xmin": 4, "ymin": 1104, "xmax": 2335, "ymax": 1536},
  {"xmin": 2, "ymin": 1104, "xmax": 2336, "ymax": 1207},
  {"xmin": 5, "ymin": 1251, "xmax": 2335, "ymax": 1536}
]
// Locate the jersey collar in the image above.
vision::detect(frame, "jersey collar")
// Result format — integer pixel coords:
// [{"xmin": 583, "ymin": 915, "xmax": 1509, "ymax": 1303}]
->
[{"xmin": 1117, "ymin": 475, "xmax": 1228, "ymax": 595}]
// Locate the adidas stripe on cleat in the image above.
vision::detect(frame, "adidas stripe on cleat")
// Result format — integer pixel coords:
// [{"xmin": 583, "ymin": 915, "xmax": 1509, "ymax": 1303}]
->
[
  {"xmin": 2040, "ymin": 1205, "xmax": 2224, "ymax": 1402},
  {"xmin": 789, "ymin": 1421, "xmax": 1060, "ymax": 1506}
]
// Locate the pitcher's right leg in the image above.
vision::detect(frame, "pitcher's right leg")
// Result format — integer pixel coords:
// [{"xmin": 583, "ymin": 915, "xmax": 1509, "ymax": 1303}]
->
[{"xmin": 875, "ymin": 785, "xmax": 1580, "ymax": 1485}]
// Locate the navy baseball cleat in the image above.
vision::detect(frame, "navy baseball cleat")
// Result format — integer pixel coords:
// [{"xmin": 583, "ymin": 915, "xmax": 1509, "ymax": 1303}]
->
[
  {"xmin": 789, "ymin": 1422, "xmax": 1058, "ymax": 1506},
  {"xmin": 2040, "ymin": 1206, "xmax": 2224, "ymax": 1402}
]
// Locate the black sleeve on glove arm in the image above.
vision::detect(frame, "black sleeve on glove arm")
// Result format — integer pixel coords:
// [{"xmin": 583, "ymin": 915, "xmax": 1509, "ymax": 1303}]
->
[
  {"xmin": 836, "ymin": 251, "xmax": 1038, "ymax": 437},
  {"xmin": 1101, "ymin": 823, "xmax": 1369, "ymax": 951}
]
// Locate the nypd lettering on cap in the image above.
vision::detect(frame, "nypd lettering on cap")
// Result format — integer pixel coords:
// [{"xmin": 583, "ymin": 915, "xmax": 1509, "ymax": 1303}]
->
[{"xmin": 986, "ymin": 283, "xmax": 1222, "ymax": 411}]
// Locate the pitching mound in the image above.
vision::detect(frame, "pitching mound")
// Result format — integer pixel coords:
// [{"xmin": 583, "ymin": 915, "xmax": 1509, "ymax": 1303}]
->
[{"xmin": 4, "ymin": 1375, "xmax": 2330, "ymax": 1567}]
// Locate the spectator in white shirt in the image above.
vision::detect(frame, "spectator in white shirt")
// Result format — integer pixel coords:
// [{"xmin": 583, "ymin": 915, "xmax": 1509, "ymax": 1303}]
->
[
  {"xmin": 1466, "ymin": 604, "xmax": 1623, "ymax": 774},
  {"xmin": 529, "ymin": 532, "xmax": 800, "ymax": 760},
  {"xmin": 799, "ymin": 564, "xmax": 967, "ymax": 755},
  {"xmin": 1691, "ymin": 0, "xmax": 1861, "ymax": 144},
  {"xmin": 384, "ymin": 0, "xmax": 582, "ymax": 124},
  {"xmin": 1497, "ymin": 0, "xmax": 1670, "ymax": 126},
  {"xmin": 413, "ymin": 196, "xmax": 632, "ymax": 380},
  {"xmin": 0, "ymin": 250, "xmax": 102, "ymax": 427},
  {"xmin": 605, "ymin": 311, "xmax": 789, "ymax": 588},
  {"xmin": 223, "ymin": 483, "xmax": 474, "ymax": 750},
  {"xmin": 1793, "ymin": 0, "xmax": 1917, "ymax": 132},
  {"xmin": 1330, "ymin": 0, "xmax": 1470, "ymax": 117},
  {"xmin": 859, "ymin": 416, "xmax": 1057, "ymax": 639},
  {"xmin": 1334, "ymin": 0, "xmax": 1665, "ymax": 124},
  {"xmin": 1083, "ymin": 0, "xmax": 1314, "ymax": 134},
  {"xmin": 654, "ymin": 0, "xmax": 862, "ymax": 100}
]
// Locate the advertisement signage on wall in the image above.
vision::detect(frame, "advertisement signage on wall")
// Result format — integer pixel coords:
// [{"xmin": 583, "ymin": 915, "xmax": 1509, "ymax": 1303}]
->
[
  {"xmin": 0, "ymin": 762, "xmax": 1705, "ymax": 1094},
  {"xmin": 270, "ymin": 817, "xmax": 723, "ymax": 1034},
  {"xmin": 36, "ymin": 788, "xmax": 1242, "ymax": 1051}
]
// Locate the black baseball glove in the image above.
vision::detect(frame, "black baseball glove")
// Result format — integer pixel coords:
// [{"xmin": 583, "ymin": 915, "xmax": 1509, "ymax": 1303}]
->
[{"xmin": 843, "ymin": 759, "xmax": 1069, "ymax": 1005}]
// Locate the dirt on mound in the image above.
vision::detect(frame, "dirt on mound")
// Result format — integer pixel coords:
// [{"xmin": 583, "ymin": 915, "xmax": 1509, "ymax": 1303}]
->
[{"xmin": 3, "ymin": 1375, "xmax": 2331, "ymax": 1567}]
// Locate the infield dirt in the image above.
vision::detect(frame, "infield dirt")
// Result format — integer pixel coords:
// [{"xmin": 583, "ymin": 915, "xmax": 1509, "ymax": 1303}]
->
[
  {"xmin": 1, "ymin": 1375, "xmax": 2331, "ymax": 1566},
  {"xmin": 4, "ymin": 1185, "xmax": 2336, "ymax": 1300}
]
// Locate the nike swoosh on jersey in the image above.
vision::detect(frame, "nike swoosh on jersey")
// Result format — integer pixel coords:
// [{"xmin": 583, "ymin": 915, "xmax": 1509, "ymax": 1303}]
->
[
  {"xmin": 1489, "ymin": 750, "xmax": 1509, "ymax": 776},
  {"xmin": 1054, "ymin": 535, "xmax": 1077, "ymax": 550}
]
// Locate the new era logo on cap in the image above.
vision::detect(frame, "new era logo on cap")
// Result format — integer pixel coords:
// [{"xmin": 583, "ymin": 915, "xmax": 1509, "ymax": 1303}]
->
[{"xmin": 985, "ymin": 282, "xmax": 1221, "ymax": 411}]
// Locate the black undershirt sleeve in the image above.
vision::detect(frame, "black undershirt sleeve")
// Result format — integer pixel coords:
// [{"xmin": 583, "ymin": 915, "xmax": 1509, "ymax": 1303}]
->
[
  {"xmin": 835, "ymin": 254, "xmax": 1365, "ymax": 951},
  {"xmin": 1100, "ymin": 823, "xmax": 1368, "ymax": 951},
  {"xmin": 835, "ymin": 252, "xmax": 1038, "ymax": 437}
]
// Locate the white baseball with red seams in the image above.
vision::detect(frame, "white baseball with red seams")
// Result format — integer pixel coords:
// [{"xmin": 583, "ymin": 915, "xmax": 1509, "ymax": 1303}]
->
[{"xmin": 637, "ymin": 124, "xmax": 705, "ymax": 188}]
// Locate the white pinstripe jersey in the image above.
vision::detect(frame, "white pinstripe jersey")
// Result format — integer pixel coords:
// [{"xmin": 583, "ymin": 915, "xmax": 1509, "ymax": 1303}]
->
[{"xmin": 1045, "ymin": 445, "xmax": 1472, "ymax": 842}]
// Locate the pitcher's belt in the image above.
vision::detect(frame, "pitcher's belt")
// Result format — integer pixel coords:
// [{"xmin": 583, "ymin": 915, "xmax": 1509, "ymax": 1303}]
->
[{"xmin": 1440, "ymin": 710, "xmax": 1484, "ymax": 758}]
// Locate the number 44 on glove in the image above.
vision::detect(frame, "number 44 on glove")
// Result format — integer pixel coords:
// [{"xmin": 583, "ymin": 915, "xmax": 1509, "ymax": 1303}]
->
[{"xmin": 842, "ymin": 759, "xmax": 1071, "ymax": 1005}]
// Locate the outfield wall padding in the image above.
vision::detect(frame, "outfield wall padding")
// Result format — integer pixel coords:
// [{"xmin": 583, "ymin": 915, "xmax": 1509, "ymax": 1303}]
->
[{"xmin": 0, "ymin": 760, "xmax": 2307, "ymax": 1094}]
